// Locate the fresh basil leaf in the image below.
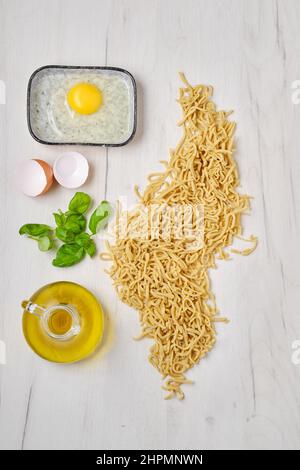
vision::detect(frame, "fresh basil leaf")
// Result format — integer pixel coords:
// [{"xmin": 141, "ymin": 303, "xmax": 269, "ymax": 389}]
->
[
  {"xmin": 88, "ymin": 200, "xmax": 112, "ymax": 234},
  {"xmin": 19, "ymin": 224, "xmax": 52, "ymax": 237},
  {"xmin": 68, "ymin": 192, "xmax": 91, "ymax": 214},
  {"xmin": 52, "ymin": 244, "xmax": 85, "ymax": 268},
  {"xmin": 75, "ymin": 232, "xmax": 91, "ymax": 248},
  {"xmin": 85, "ymin": 239, "xmax": 96, "ymax": 258},
  {"xmin": 38, "ymin": 235, "xmax": 53, "ymax": 252},
  {"xmin": 53, "ymin": 212, "xmax": 65, "ymax": 227},
  {"xmin": 74, "ymin": 233, "xmax": 96, "ymax": 257},
  {"xmin": 64, "ymin": 213, "xmax": 86, "ymax": 234},
  {"xmin": 55, "ymin": 227, "xmax": 75, "ymax": 243}
]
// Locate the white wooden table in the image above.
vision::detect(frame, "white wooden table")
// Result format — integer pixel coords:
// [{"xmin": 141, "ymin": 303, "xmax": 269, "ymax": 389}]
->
[{"xmin": 1, "ymin": 0, "xmax": 300, "ymax": 450}]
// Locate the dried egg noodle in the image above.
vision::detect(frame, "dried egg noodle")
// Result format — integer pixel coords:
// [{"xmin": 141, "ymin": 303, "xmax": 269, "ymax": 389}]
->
[{"xmin": 101, "ymin": 74, "xmax": 257, "ymax": 400}]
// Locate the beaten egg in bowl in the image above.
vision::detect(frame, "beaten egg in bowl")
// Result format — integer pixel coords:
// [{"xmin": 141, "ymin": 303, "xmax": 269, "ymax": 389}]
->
[{"xmin": 28, "ymin": 66, "xmax": 136, "ymax": 146}]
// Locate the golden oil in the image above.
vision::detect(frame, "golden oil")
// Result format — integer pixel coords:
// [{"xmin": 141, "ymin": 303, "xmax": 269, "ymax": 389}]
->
[
  {"xmin": 22, "ymin": 281, "xmax": 104, "ymax": 363},
  {"xmin": 48, "ymin": 308, "xmax": 73, "ymax": 335}
]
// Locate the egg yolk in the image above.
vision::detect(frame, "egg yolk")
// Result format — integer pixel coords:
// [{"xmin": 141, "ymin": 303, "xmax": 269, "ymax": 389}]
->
[{"xmin": 67, "ymin": 83, "xmax": 103, "ymax": 115}]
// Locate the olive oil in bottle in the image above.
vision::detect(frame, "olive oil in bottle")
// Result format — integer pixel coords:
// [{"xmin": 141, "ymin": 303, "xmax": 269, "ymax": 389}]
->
[{"xmin": 22, "ymin": 281, "xmax": 104, "ymax": 363}]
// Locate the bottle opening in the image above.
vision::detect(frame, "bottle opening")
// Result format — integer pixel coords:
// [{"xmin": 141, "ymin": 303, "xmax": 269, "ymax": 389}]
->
[
  {"xmin": 47, "ymin": 308, "xmax": 73, "ymax": 335},
  {"xmin": 42, "ymin": 304, "xmax": 81, "ymax": 341}
]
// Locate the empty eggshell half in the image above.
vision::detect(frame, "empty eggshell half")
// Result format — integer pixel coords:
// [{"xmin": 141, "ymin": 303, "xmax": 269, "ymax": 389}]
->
[
  {"xmin": 53, "ymin": 152, "xmax": 89, "ymax": 189},
  {"xmin": 17, "ymin": 159, "xmax": 54, "ymax": 197}
]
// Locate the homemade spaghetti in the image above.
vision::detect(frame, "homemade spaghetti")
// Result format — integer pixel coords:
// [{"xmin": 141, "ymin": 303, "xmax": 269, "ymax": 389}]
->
[{"xmin": 101, "ymin": 74, "xmax": 257, "ymax": 399}]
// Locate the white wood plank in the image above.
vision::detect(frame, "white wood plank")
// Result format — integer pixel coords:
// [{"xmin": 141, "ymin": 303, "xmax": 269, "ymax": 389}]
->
[{"xmin": 0, "ymin": 0, "xmax": 300, "ymax": 450}]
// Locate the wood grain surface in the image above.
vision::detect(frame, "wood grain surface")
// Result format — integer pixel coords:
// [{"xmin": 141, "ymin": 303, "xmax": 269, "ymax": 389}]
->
[{"xmin": 0, "ymin": 0, "xmax": 300, "ymax": 450}]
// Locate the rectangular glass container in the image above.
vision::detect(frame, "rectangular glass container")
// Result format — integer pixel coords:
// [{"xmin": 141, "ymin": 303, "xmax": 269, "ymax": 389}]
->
[{"xmin": 27, "ymin": 65, "xmax": 137, "ymax": 147}]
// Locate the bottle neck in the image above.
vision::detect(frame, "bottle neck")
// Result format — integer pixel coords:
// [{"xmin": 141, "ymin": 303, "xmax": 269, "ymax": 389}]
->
[{"xmin": 41, "ymin": 304, "xmax": 81, "ymax": 341}]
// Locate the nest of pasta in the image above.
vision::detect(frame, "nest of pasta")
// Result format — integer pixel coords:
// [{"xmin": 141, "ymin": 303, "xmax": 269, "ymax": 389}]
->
[{"xmin": 101, "ymin": 74, "xmax": 257, "ymax": 400}]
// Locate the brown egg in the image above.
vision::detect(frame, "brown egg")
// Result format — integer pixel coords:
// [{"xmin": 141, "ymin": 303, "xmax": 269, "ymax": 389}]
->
[{"xmin": 17, "ymin": 159, "xmax": 54, "ymax": 197}]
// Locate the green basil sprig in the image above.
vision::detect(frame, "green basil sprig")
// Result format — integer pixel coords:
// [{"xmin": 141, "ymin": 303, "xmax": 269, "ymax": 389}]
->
[
  {"xmin": 19, "ymin": 193, "xmax": 112, "ymax": 267},
  {"xmin": 68, "ymin": 192, "xmax": 91, "ymax": 214},
  {"xmin": 19, "ymin": 223, "xmax": 52, "ymax": 237},
  {"xmin": 89, "ymin": 200, "xmax": 112, "ymax": 234},
  {"xmin": 19, "ymin": 224, "xmax": 54, "ymax": 252},
  {"xmin": 52, "ymin": 244, "xmax": 85, "ymax": 268}
]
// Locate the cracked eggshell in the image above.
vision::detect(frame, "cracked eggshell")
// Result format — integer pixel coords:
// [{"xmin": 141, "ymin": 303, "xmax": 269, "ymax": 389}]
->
[
  {"xmin": 17, "ymin": 159, "xmax": 54, "ymax": 197},
  {"xmin": 53, "ymin": 152, "xmax": 89, "ymax": 189}
]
